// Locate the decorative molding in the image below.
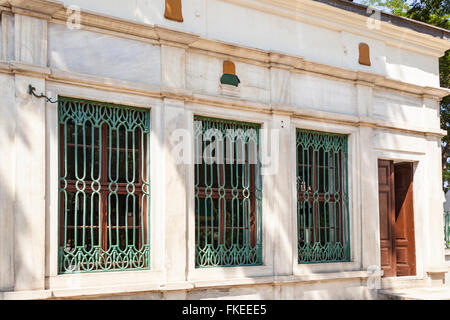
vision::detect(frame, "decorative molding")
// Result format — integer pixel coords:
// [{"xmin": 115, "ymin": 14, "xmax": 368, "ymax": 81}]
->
[
  {"xmin": 0, "ymin": 5, "xmax": 12, "ymax": 13},
  {"xmin": 187, "ymin": 47, "xmax": 269, "ymax": 69},
  {"xmin": 12, "ymin": 7, "xmax": 52, "ymax": 20},
  {"xmin": 0, "ymin": 60, "xmax": 445, "ymax": 137},
  {"xmin": 10, "ymin": 61, "xmax": 51, "ymax": 78},
  {"xmin": 0, "ymin": 0, "xmax": 63, "ymax": 18},
  {"xmin": 269, "ymin": 52, "xmax": 304, "ymax": 69},
  {"xmin": 51, "ymin": 8, "xmax": 160, "ymax": 41},
  {"xmin": 191, "ymin": 38, "xmax": 269, "ymax": 64},
  {"xmin": 154, "ymin": 25, "xmax": 200, "ymax": 45}
]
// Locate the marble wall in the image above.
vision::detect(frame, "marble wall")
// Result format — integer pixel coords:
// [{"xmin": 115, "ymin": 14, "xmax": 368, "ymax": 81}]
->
[
  {"xmin": 0, "ymin": 0, "xmax": 447, "ymax": 299},
  {"xmin": 48, "ymin": 23, "xmax": 161, "ymax": 86},
  {"xmin": 55, "ymin": 0, "xmax": 441, "ymax": 87}
]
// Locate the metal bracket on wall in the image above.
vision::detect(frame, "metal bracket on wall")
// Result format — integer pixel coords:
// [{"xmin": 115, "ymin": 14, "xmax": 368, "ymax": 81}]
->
[{"xmin": 28, "ymin": 84, "xmax": 58, "ymax": 104}]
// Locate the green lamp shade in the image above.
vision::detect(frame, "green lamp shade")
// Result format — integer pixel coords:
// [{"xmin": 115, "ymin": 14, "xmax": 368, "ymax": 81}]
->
[{"xmin": 220, "ymin": 73, "xmax": 240, "ymax": 87}]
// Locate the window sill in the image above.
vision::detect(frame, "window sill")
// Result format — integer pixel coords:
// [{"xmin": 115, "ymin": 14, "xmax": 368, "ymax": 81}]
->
[
  {"xmin": 220, "ymin": 83, "xmax": 240, "ymax": 97},
  {"xmin": 293, "ymin": 261, "xmax": 361, "ymax": 275},
  {"xmin": 45, "ymin": 269, "xmax": 164, "ymax": 291},
  {"xmin": 187, "ymin": 265, "xmax": 273, "ymax": 282}
]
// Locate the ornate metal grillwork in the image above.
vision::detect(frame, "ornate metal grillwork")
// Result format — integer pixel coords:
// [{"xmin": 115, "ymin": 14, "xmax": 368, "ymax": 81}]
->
[
  {"xmin": 58, "ymin": 97, "xmax": 151, "ymax": 274},
  {"xmin": 296, "ymin": 130, "xmax": 350, "ymax": 263},
  {"xmin": 194, "ymin": 116, "xmax": 263, "ymax": 268}
]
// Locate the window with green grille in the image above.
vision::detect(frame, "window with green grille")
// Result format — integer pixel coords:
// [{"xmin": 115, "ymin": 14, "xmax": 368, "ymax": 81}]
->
[
  {"xmin": 58, "ymin": 97, "xmax": 151, "ymax": 274},
  {"xmin": 296, "ymin": 130, "xmax": 350, "ymax": 263},
  {"xmin": 445, "ymin": 211, "xmax": 450, "ymax": 249},
  {"xmin": 194, "ymin": 116, "xmax": 263, "ymax": 268}
]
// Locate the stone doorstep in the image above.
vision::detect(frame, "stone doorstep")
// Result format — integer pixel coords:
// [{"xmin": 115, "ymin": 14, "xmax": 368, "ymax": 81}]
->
[
  {"xmin": 378, "ymin": 287, "xmax": 450, "ymax": 300},
  {"xmin": 380, "ymin": 277, "xmax": 428, "ymax": 290},
  {"xmin": 379, "ymin": 268, "xmax": 450, "ymax": 299}
]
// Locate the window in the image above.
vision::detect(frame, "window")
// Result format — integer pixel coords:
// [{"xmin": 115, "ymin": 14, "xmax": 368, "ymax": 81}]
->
[
  {"xmin": 58, "ymin": 97, "xmax": 150, "ymax": 273},
  {"xmin": 220, "ymin": 61, "xmax": 240, "ymax": 87},
  {"xmin": 194, "ymin": 116, "xmax": 262, "ymax": 267},
  {"xmin": 358, "ymin": 43, "xmax": 371, "ymax": 66},
  {"xmin": 296, "ymin": 130, "xmax": 350, "ymax": 263},
  {"xmin": 164, "ymin": 0, "xmax": 183, "ymax": 22}
]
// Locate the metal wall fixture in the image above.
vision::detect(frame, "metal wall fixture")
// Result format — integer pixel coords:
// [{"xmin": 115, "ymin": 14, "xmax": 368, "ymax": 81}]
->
[{"xmin": 28, "ymin": 84, "xmax": 58, "ymax": 104}]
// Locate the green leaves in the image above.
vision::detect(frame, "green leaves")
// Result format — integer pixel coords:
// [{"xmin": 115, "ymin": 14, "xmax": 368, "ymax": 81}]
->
[
  {"xmin": 408, "ymin": 0, "xmax": 449, "ymax": 29},
  {"xmin": 360, "ymin": 0, "xmax": 410, "ymax": 15}
]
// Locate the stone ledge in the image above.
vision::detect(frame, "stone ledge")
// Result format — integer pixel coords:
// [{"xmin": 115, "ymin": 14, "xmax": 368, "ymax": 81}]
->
[
  {"xmin": 0, "ymin": 0, "xmax": 64, "ymax": 18},
  {"xmin": 426, "ymin": 267, "xmax": 448, "ymax": 287},
  {"xmin": 0, "ymin": 289, "xmax": 52, "ymax": 300},
  {"xmin": 427, "ymin": 266, "xmax": 449, "ymax": 274},
  {"xmin": 1, "ymin": 271, "xmax": 372, "ymax": 300}
]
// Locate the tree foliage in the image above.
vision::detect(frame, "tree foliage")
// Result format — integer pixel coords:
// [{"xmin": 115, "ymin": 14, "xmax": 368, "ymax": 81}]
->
[
  {"xmin": 408, "ymin": 0, "xmax": 449, "ymax": 29},
  {"xmin": 361, "ymin": 0, "xmax": 450, "ymax": 191},
  {"xmin": 361, "ymin": 0, "xmax": 410, "ymax": 16}
]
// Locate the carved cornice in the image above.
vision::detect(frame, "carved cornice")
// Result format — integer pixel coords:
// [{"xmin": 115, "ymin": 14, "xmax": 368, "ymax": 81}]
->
[
  {"xmin": 0, "ymin": 0, "xmax": 63, "ymax": 18},
  {"xmin": 155, "ymin": 26, "xmax": 200, "ymax": 46},
  {"xmin": 51, "ymin": 7, "xmax": 160, "ymax": 41}
]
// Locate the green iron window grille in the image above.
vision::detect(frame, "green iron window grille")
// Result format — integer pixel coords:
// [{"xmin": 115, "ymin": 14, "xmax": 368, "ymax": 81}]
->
[
  {"xmin": 58, "ymin": 97, "xmax": 151, "ymax": 274},
  {"xmin": 194, "ymin": 116, "xmax": 263, "ymax": 268},
  {"xmin": 296, "ymin": 130, "xmax": 350, "ymax": 263},
  {"xmin": 445, "ymin": 211, "xmax": 450, "ymax": 249}
]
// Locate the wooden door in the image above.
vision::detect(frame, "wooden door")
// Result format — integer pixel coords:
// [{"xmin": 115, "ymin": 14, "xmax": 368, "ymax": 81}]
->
[
  {"xmin": 394, "ymin": 162, "xmax": 416, "ymax": 276},
  {"xmin": 378, "ymin": 160, "xmax": 396, "ymax": 277}
]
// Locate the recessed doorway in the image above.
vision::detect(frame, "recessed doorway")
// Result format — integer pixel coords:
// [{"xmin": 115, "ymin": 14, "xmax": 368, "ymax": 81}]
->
[{"xmin": 378, "ymin": 160, "xmax": 416, "ymax": 277}]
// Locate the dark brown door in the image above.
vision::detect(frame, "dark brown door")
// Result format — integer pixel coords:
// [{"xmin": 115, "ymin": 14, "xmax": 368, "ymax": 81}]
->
[
  {"xmin": 378, "ymin": 160, "xmax": 396, "ymax": 277},
  {"xmin": 394, "ymin": 162, "xmax": 416, "ymax": 276},
  {"xmin": 378, "ymin": 160, "xmax": 416, "ymax": 277}
]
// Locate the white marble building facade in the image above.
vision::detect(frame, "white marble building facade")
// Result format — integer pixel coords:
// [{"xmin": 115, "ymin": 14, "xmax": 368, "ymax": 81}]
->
[{"xmin": 0, "ymin": 0, "xmax": 449, "ymax": 299}]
